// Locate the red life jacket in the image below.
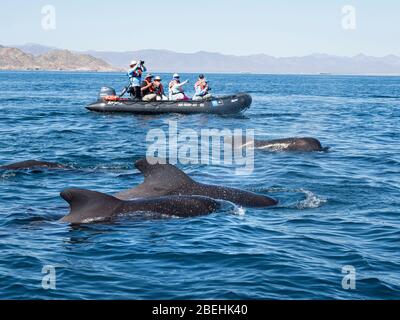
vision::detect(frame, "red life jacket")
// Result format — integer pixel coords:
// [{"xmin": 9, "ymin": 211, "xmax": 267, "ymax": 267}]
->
[{"xmin": 144, "ymin": 79, "xmax": 155, "ymax": 93}]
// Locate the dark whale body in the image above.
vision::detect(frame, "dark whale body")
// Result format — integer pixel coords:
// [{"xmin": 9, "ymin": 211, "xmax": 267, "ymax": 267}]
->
[
  {"xmin": 0, "ymin": 160, "xmax": 65, "ymax": 170},
  {"xmin": 115, "ymin": 158, "xmax": 277, "ymax": 207},
  {"xmin": 252, "ymin": 137, "xmax": 326, "ymax": 152},
  {"xmin": 60, "ymin": 188, "xmax": 220, "ymax": 224},
  {"xmin": 232, "ymin": 137, "xmax": 326, "ymax": 152}
]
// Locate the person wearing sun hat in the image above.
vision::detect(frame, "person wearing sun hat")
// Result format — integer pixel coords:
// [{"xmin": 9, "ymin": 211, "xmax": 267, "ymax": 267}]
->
[
  {"xmin": 168, "ymin": 73, "xmax": 189, "ymax": 101},
  {"xmin": 127, "ymin": 59, "xmax": 147, "ymax": 100},
  {"xmin": 141, "ymin": 73, "xmax": 157, "ymax": 102},
  {"xmin": 168, "ymin": 73, "xmax": 180, "ymax": 99}
]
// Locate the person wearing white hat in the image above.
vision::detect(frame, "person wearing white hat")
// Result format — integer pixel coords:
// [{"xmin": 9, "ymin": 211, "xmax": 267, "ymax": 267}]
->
[
  {"xmin": 127, "ymin": 59, "xmax": 147, "ymax": 100},
  {"xmin": 168, "ymin": 73, "xmax": 189, "ymax": 101}
]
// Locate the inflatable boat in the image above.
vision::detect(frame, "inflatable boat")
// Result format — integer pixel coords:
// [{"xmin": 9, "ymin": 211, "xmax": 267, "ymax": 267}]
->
[{"xmin": 86, "ymin": 87, "xmax": 252, "ymax": 115}]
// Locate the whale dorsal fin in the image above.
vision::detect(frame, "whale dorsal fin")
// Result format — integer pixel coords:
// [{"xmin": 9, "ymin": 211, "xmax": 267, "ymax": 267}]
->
[
  {"xmin": 60, "ymin": 188, "xmax": 121, "ymax": 223},
  {"xmin": 135, "ymin": 158, "xmax": 194, "ymax": 191},
  {"xmin": 115, "ymin": 158, "xmax": 195, "ymax": 200}
]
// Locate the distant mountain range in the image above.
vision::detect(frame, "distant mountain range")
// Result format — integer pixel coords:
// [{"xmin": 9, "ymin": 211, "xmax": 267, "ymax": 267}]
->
[
  {"xmin": 0, "ymin": 45, "xmax": 119, "ymax": 72},
  {"xmin": 4, "ymin": 43, "xmax": 400, "ymax": 75}
]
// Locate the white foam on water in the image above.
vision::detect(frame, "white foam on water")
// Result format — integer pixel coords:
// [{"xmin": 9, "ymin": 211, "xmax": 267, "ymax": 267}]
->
[
  {"xmin": 233, "ymin": 206, "xmax": 246, "ymax": 216},
  {"xmin": 1, "ymin": 172, "xmax": 16, "ymax": 179},
  {"xmin": 296, "ymin": 189, "xmax": 327, "ymax": 209}
]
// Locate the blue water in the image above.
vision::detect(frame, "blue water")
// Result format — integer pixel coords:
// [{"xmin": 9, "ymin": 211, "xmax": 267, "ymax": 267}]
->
[{"xmin": 0, "ymin": 71, "xmax": 399, "ymax": 299}]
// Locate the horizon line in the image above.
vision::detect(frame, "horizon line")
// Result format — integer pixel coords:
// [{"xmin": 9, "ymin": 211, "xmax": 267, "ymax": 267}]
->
[{"xmin": 1, "ymin": 70, "xmax": 400, "ymax": 78}]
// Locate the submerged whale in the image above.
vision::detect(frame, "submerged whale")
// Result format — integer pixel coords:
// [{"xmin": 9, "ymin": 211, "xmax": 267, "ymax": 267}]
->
[
  {"xmin": 115, "ymin": 158, "xmax": 277, "ymax": 207},
  {"xmin": 0, "ymin": 160, "xmax": 66, "ymax": 170},
  {"xmin": 60, "ymin": 188, "xmax": 220, "ymax": 224},
  {"xmin": 239, "ymin": 137, "xmax": 327, "ymax": 152}
]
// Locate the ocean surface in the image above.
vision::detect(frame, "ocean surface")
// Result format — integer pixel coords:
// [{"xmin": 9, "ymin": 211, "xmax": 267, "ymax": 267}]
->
[{"xmin": 0, "ymin": 71, "xmax": 399, "ymax": 299}]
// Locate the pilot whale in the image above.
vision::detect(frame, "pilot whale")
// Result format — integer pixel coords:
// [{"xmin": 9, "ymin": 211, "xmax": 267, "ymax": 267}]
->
[
  {"xmin": 238, "ymin": 137, "xmax": 327, "ymax": 152},
  {"xmin": 0, "ymin": 160, "xmax": 66, "ymax": 170},
  {"xmin": 60, "ymin": 188, "xmax": 220, "ymax": 224},
  {"xmin": 115, "ymin": 158, "xmax": 277, "ymax": 207}
]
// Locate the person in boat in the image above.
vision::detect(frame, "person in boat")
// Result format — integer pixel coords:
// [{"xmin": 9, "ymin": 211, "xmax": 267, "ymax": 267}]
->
[
  {"xmin": 141, "ymin": 74, "xmax": 157, "ymax": 102},
  {"xmin": 153, "ymin": 76, "xmax": 168, "ymax": 101},
  {"xmin": 169, "ymin": 73, "xmax": 189, "ymax": 101},
  {"xmin": 128, "ymin": 60, "xmax": 147, "ymax": 100},
  {"xmin": 193, "ymin": 74, "xmax": 212, "ymax": 100}
]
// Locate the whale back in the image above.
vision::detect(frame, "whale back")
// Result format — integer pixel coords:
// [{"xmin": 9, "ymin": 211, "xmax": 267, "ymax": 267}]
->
[
  {"xmin": 130, "ymin": 195, "xmax": 220, "ymax": 217},
  {"xmin": 229, "ymin": 136, "xmax": 325, "ymax": 152},
  {"xmin": 60, "ymin": 188, "xmax": 121, "ymax": 224},
  {"xmin": 116, "ymin": 158, "xmax": 277, "ymax": 207},
  {"xmin": 254, "ymin": 137, "xmax": 323, "ymax": 152},
  {"xmin": 115, "ymin": 158, "xmax": 195, "ymax": 200},
  {"xmin": 60, "ymin": 188, "xmax": 220, "ymax": 223},
  {"xmin": 0, "ymin": 160, "xmax": 64, "ymax": 170},
  {"xmin": 192, "ymin": 183, "xmax": 278, "ymax": 207}
]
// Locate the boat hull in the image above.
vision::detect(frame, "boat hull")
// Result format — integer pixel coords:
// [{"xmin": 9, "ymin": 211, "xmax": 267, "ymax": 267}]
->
[{"xmin": 86, "ymin": 93, "xmax": 251, "ymax": 115}]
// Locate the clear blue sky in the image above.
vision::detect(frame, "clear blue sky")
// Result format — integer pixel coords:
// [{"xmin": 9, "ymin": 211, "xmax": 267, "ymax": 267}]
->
[{"xmin": 0, "ymin": 0, "xmax": 399, "ymax": 56}]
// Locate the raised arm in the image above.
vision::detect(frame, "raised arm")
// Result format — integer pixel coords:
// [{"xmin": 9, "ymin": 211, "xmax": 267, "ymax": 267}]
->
[{"xmin": 176, "ymin": 80, "xmax": 189, "ymax": 88}]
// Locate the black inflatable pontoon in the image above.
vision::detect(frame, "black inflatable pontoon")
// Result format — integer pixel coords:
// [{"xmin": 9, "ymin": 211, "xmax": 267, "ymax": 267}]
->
[{"xmin": 86, "ymin": 87, "xmax": 252, "ymax": 115}]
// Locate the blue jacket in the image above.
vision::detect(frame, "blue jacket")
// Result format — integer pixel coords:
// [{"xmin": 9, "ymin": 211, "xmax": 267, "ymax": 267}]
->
[{"xmin": 128, "ymin": 65, "xmax": 147, "ymax": 87}]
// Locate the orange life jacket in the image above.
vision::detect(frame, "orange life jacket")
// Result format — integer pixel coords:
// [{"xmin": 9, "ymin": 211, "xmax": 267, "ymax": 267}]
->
[{"xmin": 195, "ymin": 79, "xmax": 207, "ymax": 90}]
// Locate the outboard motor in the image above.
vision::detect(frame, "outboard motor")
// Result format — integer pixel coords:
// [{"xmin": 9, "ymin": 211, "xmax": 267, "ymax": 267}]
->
[{"xmin": 98, "ymin": 86, "xmax": 116, "ymax": 100}]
